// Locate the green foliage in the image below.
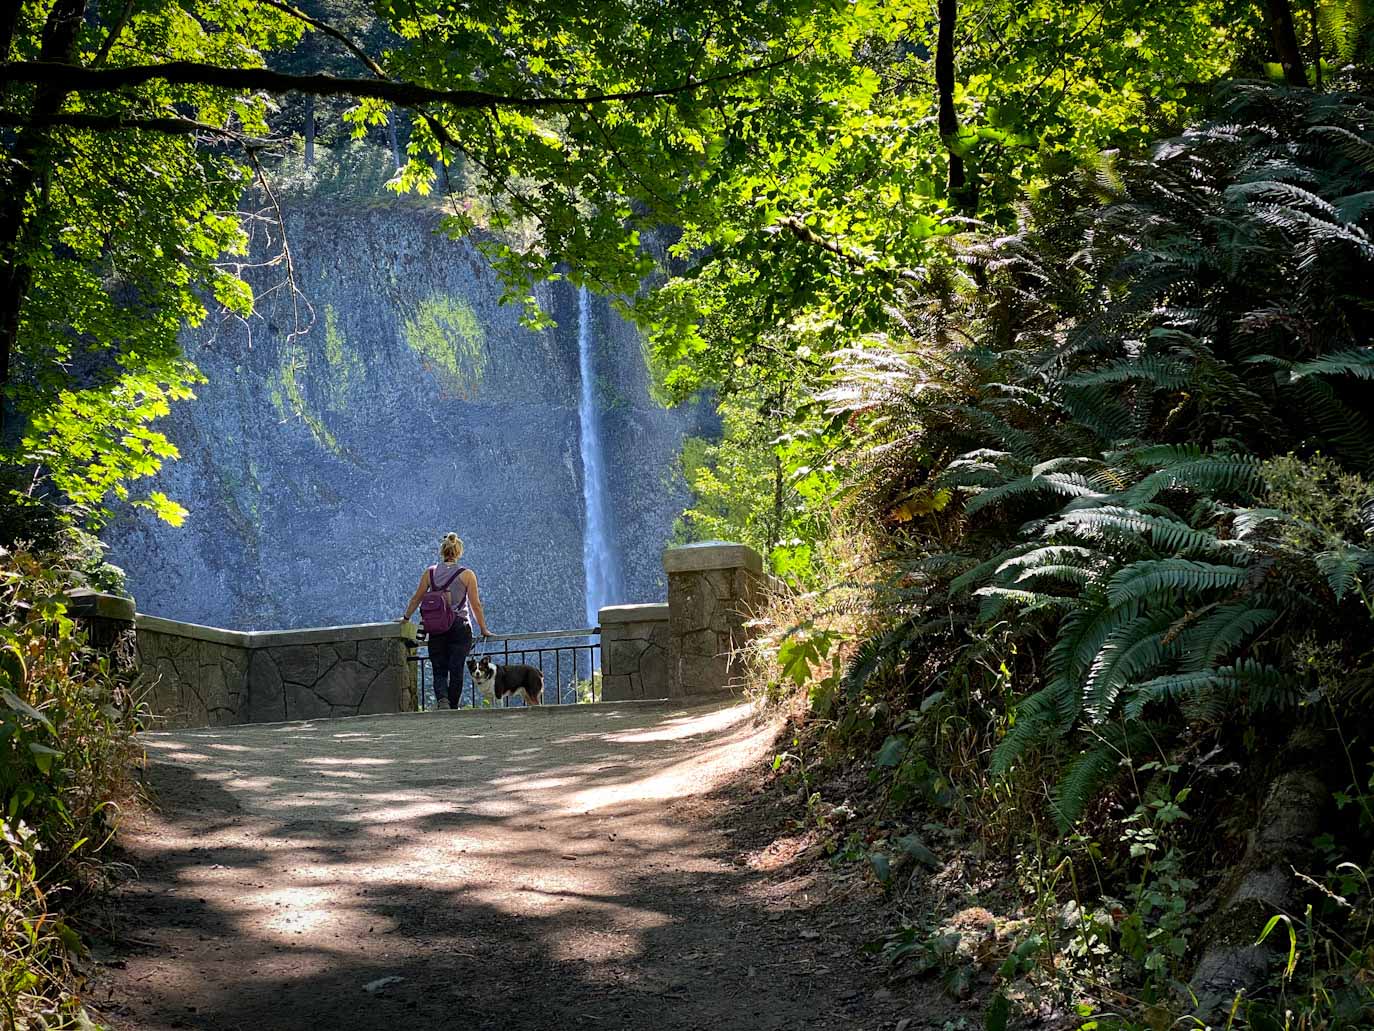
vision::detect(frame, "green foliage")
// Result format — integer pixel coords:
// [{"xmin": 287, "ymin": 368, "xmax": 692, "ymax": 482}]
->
[
  {"xmin": 2, "ymin": 0, "xmax": 301, "ymax": 525},
  {"xmin": 673, "ymin": 387, "xmax": 838, "ymax": 581},
  {"xmin": 822, "ymin": 85, "xmax": 1374, "ymax": 830},
  {"xmin": 403, "ymin": 295, "xmax": 488, "ymax": 399},
  {"xmin": 0, "ymin": 548, "xmax": 143, "ymax": 1028}
]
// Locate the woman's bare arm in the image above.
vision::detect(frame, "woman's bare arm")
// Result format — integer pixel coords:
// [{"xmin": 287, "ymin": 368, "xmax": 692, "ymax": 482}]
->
[
  {"xmin": 461, "ymin": 569, "xmax": 490, "ymax": 636},
  {"xmin": 399, "ymin": 570, "xmax": 429, "ymax": 621}
]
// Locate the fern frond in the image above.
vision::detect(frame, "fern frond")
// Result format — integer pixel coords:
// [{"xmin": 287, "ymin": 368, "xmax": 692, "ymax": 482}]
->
[
  {"xmin": 841, "ymin": 624, "xmax": 912, "ymax": 696},
  {"xmin": 1306, "ymin": 125, "xmax": 1374, "ymax": 175},
  {"xmin": 995, "ymin": 545, "xmax": 1097, "ymax": 575},
  {"xmin": 1082, "ymin": 610, "xmax": 1182, "ymax": 723},
  {"xmin": 948, "ymin": 543, "xmax": 1039, "ymax": 596},
  {"xmin": 1045, "ymin": 506, "xmax": 1239, "ymax": 558},
  {"xmin": 1225, "ymin": 179, "xmax": 1340, "ymax": 218},
  {"xmin": 1289, "ymin": 347, "xmax": 1374, "ymax": 381},
  {"xmin": 1063, "ymin": 357, "xmax": 1191, "ymax": 391},
  {"xmin": 990, "ymin": 675, "xmax": 1079, "ymax": 774},
  {"xmin": 974, "ymin": 586, "xmax": 1074, "ymax": 621},
  {"xmin": 963, "ymin": 472, "xmax": 1105, "ymax": 517},
  {"xmin": 1175, "ymin": 603, "xmax": 1278, "ymax": 671},
  {"xmin": 1334, "ymin": 191, "xmax": 1374, "ymax": 226},
  {"xmin": 1013, "ymin": 564, "xmax": 1097, "ymax": 589},
  {"xmin": 1051, "ymin": 722, "xmax": 1158, "ymax": 830},
  {"xmin": 1106, "ymin": 558, "xmax": 1250, "ymax": 606},
  {"xmin": 1123, "ymin": 660, "xmax": 1292, "ymax": 719},
  {"xmin": 1123, "ymin": 456, "xmax": 1262, "ymax": 504},
  {"xmin": 1314, "ymin": 546, "xmax": 1374, "ymax": 601}
]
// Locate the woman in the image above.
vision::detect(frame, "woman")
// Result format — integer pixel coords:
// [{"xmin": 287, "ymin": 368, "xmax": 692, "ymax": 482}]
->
[{"xmin": 400, "ymin": 533, "xmax": 491, "ymax": 709}]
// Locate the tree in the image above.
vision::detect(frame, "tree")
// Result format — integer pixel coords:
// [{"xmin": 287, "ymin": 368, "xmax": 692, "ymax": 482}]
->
[{"xmin": 0, "ymin": 0, "xmax": 871, "ymax": 525}]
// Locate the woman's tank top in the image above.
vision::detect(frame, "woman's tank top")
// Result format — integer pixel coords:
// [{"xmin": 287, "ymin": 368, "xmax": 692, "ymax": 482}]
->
[{"xmin": 431, "ymin": 561, "xmax": 472, "ymax": 622}]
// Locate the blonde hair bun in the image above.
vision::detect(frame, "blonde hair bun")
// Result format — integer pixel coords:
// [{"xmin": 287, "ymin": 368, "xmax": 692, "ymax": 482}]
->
[{"xmin": 440, "ymin": 533, "xmax": 464, "ymax": 561}]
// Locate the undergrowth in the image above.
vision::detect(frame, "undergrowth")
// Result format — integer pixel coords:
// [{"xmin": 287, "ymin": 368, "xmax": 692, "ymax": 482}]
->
[
  {"xmin": 1, "ymin": 544, "xmax": 143, "ymax": 1030},
  {"xmin": 741, "ymin": 84, "xmax": 1374, "ymax": 1031}
]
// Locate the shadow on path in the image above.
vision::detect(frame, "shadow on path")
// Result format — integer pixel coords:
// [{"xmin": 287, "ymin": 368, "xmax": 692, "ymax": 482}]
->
[{"xmin": 90, "ymin": 702, "xmax": 925, "ymax": 1031}]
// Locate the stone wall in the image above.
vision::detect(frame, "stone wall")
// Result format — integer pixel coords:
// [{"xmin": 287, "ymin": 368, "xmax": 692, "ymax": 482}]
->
[
  {"xmin": 663, "ymin": 542, "xmax": 766, "ymax": 699},
  {"xmin": 598, "ymin": 604, "xmax": 669, "ymax": 701},
  {"xmin": 135, "ymin": 616, "xmax": 417, "ymax": 729},
  {"xmin": 69, "ymin": 536, "xmax": 770, "ymax": 723}
]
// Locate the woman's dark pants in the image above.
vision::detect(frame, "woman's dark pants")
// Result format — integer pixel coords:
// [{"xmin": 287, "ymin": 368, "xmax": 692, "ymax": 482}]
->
[{"xmin": 428, "ymin": 622, "xmax": 473, "ymax": 709}]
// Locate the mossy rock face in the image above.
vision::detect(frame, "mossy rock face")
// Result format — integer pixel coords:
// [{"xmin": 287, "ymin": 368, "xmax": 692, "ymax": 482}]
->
[{"xmin": 0, "ymin": 643, "xmax": 27, "ymax": 692}]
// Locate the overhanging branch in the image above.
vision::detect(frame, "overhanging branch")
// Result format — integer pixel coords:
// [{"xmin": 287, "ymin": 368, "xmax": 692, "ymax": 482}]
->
[
  {"xmin": 0, "ymin": 52, "xmax": 801, "ymax": 111},
  {"xmin": 0, "ymin": 109, "xmax": 274, "ymax": 142},
  {"xmin": 253, "ymin": 0, "xmax": 387, "ymax": 80}
]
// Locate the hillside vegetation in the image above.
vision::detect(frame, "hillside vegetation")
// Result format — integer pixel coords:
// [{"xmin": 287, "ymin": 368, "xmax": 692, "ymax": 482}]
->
[{"xmin": 730, "ymin": 83, "xmax": 1374, "ymax": 1029}]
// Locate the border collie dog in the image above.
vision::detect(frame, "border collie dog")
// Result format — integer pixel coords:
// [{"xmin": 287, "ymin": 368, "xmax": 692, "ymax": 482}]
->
[{"xmin": 466, "ymin": 656, "xmax": 544, "ymax": 706}]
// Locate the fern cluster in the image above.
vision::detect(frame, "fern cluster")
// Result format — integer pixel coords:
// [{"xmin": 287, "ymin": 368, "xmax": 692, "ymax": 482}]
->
[{"xmin": 834, "ymin": 85, "xmax": 1374, "ymax": 827}]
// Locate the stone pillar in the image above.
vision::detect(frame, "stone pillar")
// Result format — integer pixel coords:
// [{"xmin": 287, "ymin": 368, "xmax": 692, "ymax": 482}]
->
[
  {"xmin": 663, "ymin": 541, "xmax": 766, "ymax": 699},
  {"xmin": 66, "ymin": 590, "xmax": 138, "ymax": 672},
  {"xmin": 599, "ymin": 603, "xmax": 670, "ymax": 700}
]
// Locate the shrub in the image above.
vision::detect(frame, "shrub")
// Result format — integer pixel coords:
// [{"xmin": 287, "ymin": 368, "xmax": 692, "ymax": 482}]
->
[{"xmin": 1, "ymin": 547, "xmax": 143, "ymax": 1028}]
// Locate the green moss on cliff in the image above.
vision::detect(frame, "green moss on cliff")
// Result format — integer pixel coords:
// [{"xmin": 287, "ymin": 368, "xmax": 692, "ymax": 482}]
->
[
  {"xmin": 321, "ymin": 305, "xmax": 365, "ymax": 409},
  {"xmin": 404, "ymin": 296, "xmax": 488, "ymax": 398},
  {"xmin": 270, "ymin": 339, "xmax": 340, "ymax": 453}
]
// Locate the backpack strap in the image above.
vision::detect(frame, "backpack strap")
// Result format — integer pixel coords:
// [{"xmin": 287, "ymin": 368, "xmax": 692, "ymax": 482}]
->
[
  {"xmin": 436, "ymin": 565, "xmax": 464, "ymax": 591},
  {"xmin": 427, "ymin": 564, "xmax": 439, "ymax": 591}
]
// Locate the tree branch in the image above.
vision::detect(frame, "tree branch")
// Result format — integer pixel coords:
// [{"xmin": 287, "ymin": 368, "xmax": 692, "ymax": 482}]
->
[
  {"xmin": 253, "ymin": 0, "xmax": 387, "ymax": 79},
  {"xmin": 0, "ymin": 110, "xmax": 273, "ymax": 142},
  {"xmin": 0, "ymin": 51, "xmax": 801, "ymax": 111},
  {"xmin": 774, "ymin": 216, "xmax": 871, "ymax": 270},
  {"xmin": 91, "ymin": 0, "xmax": 135, "ymax": 67}
]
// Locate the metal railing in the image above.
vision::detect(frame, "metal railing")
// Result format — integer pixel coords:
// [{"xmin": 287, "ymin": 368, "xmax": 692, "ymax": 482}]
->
[{"xmin": 407, "ymin": 627, "xmax": 601, "ymax": 710}]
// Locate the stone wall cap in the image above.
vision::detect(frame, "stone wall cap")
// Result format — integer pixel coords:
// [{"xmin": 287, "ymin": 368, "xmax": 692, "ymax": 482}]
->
[
  {"xmin": 135, "ymin": 613, "xmax": 250, "ymax": 646},
  {"xmin": 598, "ymin": 603, "xmax": 670, "ymax": 624},
  {"xmin": 135, "ymin": 615, "xmax": 416, "ymax": 649},
  {"xmin": 66, "ymin": 589, "xmax": 136, "ymax": 622},
  {"xmin": 246, "ymin": 621, "xmax": 417, "ymax": 648},
  {"xmin": 662, "ymin": 541, "xmax": 763, "ymax": 575}
]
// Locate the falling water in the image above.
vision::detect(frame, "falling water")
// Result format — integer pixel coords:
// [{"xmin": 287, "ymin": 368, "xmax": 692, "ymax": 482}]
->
[{"xmin": 577, "ymin": 285, "xmax": 620, "ymax": 627}]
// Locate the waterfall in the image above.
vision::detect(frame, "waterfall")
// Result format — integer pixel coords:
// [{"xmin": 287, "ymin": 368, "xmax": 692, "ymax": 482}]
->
[{"xmin": 577, "ymin": 286, "xmax": 619, "ymax": 627}]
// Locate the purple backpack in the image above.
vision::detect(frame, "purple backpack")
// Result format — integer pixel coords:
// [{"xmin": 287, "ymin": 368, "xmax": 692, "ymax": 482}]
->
[{"xmin": 419, "ymin": 565, "xmax": 466, "ymax": 634}]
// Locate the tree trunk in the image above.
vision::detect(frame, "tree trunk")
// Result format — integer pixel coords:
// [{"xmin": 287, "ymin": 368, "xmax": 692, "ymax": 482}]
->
[
  {"xmin": 387, "ymin": 108, "xmax": 403, "ymax": 170},
  {"xmin": 935, "ymin": 0, "xmax": 967, "ymax": 206},
  {"xmin": 303, "ymin": 95, "xmax": 316, "ymax": 167},
  {"xmin": 0, "ymin": 0, "xmax": 89, "ymax": 437},
  {"xmin": 1309, "ymin": 0, "xmax": 1322, "ymax": 90},
  {"xmin": 1189, "ymin": 726, "xmax": 1327, "ymax": 1015},
  {"xmin": 0, "ymin": 2, "xmax": 21, "ymax": 63},
  {"xmin": 1262, "ymin": 0, "xmax": 1309, "ymax": 86}
]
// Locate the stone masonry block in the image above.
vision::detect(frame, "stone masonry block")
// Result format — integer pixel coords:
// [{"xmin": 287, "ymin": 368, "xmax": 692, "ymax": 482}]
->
[
  {"xmin": 606, "ymin": 637, "xmax": 650, "ymax": 674},
  {"xmin": 600, "ymin": 673, "xmax": 634, "ymax": 701},
  {"xmin": 639, "ymin": 643, "xmax": 668, "ymax": 699},
  {"xmin": 314, "ymin": 660, "xmax": 370, "ymax": 707},
  {"xmin": 358, "ymin": 666, "xmax": 407, "ymax": 715},
  {"xmin": 272, "ymin": 645, "xmax": 319, "ymax": 685},
  {"xmin": 285, "ymin": 684, "xmax": 332, "ymax": 721},
  {"xmin": 247, "ymin": 650, "xmax": 285, "ymax": 723},
  {"xmin": 357, "ymin": 638, "xmax": 391, "ymax": 669}
]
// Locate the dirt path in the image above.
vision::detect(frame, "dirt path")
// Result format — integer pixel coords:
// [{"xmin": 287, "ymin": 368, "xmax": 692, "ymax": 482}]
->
[{"xmin": 90, "ymin": 701, "xmax": 929, "ymax": 1031}]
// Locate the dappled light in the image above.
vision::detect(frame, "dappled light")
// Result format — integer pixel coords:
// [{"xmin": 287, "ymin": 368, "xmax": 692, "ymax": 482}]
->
[{"xmin": 91, "ymin": 701, "xmax": 911, "ymax": 1029}]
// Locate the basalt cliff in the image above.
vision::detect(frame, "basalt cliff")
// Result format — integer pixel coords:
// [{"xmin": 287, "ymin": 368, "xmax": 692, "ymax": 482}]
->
[{"xmin": 105, "ymin": 186, "xmax": 709, "ymax": 633}]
